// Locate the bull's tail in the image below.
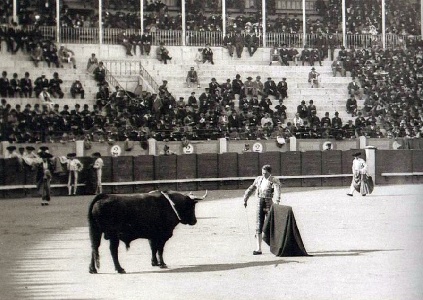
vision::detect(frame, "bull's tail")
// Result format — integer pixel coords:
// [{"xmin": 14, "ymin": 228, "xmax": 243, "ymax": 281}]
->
[{"xmin": 88, "ymin": 194, "xmax": 108, "ymax": 272}]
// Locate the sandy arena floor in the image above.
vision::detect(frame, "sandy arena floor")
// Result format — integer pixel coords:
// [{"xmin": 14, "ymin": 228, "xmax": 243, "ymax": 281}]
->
[{"xmin": 0, "ymin": 185, "xmax": 422, "ymax": 300}]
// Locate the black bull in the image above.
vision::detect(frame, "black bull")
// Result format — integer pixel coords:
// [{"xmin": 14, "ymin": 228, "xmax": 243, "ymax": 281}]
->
[{"xmin": 88, "ymin": 190, "xmax": 207, "ymax": 274}]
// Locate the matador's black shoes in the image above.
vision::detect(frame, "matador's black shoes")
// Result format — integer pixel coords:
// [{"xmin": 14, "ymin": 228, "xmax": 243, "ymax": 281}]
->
[{"xmin": 253, "ymin": 251, "xmax": 262, "ymax": 255}]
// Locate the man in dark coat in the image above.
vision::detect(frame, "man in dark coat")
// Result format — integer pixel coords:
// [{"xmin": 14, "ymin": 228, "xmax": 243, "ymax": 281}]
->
[{"xmin": 264, "ymin": 77, "xmax": 279, "ymax": 99}]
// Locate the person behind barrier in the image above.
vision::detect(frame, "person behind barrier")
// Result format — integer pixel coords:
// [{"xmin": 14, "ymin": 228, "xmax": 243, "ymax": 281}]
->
[{"xmin": 243, "ymin": 164, "xmax": 281, "ymax": 255}]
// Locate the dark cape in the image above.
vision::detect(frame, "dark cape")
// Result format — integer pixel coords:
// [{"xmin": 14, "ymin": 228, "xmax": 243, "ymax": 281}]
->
[{"xmin": 263, "ymin": 205, "xmax": 309, "ymax": 256}]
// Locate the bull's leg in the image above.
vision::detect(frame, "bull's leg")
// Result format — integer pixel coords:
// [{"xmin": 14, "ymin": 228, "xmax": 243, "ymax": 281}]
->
[
  {"xmin": 157, "ymin": 240, "xmax": 168, "ymax": 269},
  {"xmin": 110, "ymin": 237, "xmax": 125, "ymax": 273},
  {"xmin": 149, "ymin": 239, "xmax": 159, "ymax": 266},
  {"xmin": 89, "ymin": 224, "xmax": 101, "ymax": 274}
]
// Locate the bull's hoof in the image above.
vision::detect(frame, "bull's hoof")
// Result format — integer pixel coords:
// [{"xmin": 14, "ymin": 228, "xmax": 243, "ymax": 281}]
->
[
  {"xmin": 89, "ymin": 267, "xmax": 97, "ymax": 274},
  {"xmin": 159, "ymin": 264, "xmax": 168, "ymax": 269},
  {"xmin": 117, "ymin": 268, "xmax": 126, "ymax": 274}
]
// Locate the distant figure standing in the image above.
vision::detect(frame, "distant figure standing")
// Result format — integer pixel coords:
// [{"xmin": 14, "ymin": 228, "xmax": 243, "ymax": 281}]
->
[
  {"xmin": 243, "ymin": 164, "xmax": 281, "ymax": 255},
  {"xmin": 308, "ymin": 67, "xmax": 320, "ymax": 88},
  {"xmin": 36, "ymin": 151, "xmax": 54, "ymax": 206},
  {"xmin": 347, "ymin": 152, "xmax": 369, "ymax": 197},
  {"xmin": 67, "ymin": 153, "xmax": 83, "ymax": 196},
  {"xmin": 91, "ymin": 152, "xmax": 103, "ymax": 195}
]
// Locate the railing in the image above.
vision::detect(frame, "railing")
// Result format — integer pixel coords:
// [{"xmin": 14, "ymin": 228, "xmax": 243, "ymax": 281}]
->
[
  {"xmin": 102, "ymin": 60, "xmax": 159, "ymax": 94},
  {"xmin": 2, "ymin": 25, "xmax": 420, "ymax": 49}
]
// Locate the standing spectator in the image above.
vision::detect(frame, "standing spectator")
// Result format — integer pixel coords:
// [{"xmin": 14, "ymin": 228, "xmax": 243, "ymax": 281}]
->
[
  {"xmin": 277, "ymin": 77, "xmax": 288, "ymax": 100},
  {"xmin": 0, "ymin": 71, "xmax": 12, "ymax": 97},
  {"xmin": 70, "ymin": 80, "xmax": 85, "ymax": 99},
  {"xmin": 20, "ymin": 72, "xmax": 33, "ymax": 98},
  {"xmin": 308, "ymin": 67, "xmax": 320, "ymax": 88},
  {"xmin": 243, "ymin": 164, "xmax": 281, "ymax": 255},
  {"xmin": 202, "ymin": 43, "xmax": 214, "ymax": 64},
  {"xmin": 66, "ymin": 153, "xmax": 83, "ymax": 196},
  {"xmin": 91, "ymin": 152, "xmax": 103, "ymax": 195},
  {"xmin": 223, "ymin": 33, "xmax": 234, "ymax": 57},
  {"xmin": 119, "ymin": 31, "xmax": 133, "ymax": 56},
  {"xmin": 186, "ymin": 67, "xmax": 200, "ymax": 88},
  {"xmin": 58, "ymin": 45, "xmax": 77, "ymax": 69},
  {"xmin": 49, "ymin": 72, "xmax": 64, "ymax": 99},
  {"xmin": 36, "ymin": 151, "xmax": 54, "ymax": 206},
  {"xmin": 141, "ymin": 30, "xmax": 152, "ymax": 55},
  {"xmin": 264, "ymin": 77, "xmax": 279, "ymax": 99},
  {"xmin": 86, "ymin": 53, "xmax": 98, "ymax": 71},
  {"xmin": 93, "ymin": 61, "xmax": 106, "ymax": 83},
  {"xmin": 31, "ymin": 44, "xmax": 43, "ymax": 67},
  {"xmin": 245, "ymin": 32, "xmax": 259, "ymax": 57},
  {"xmin": 131, "ymin": 32, "xmax": 142, "ymax": 55},
  {"xmin": 327, "ymin": 33, "xmax": 338, "ymax": 61},
  {"xmin": 233, "ymin": 31, "xmax": 245, "ymax": 58}
]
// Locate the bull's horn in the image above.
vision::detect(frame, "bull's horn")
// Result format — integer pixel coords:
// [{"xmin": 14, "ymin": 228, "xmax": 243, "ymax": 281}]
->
[{"xmin": 189, "ymin": 190, "xmax": 208, "ymax": 200}]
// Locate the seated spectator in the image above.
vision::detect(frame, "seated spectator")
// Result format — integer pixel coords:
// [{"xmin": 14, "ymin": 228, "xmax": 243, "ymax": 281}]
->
[
  {"xmin": 38, "ymin": 87, "xmax": 54, "ymax": 111},
  {"xmin": 233, "ymin": 31, "xmax": 244, "ymax": 58},
  {"xmin": 277, "ymin": 77, "xmax": 288, "ymax": 100},
  {"xmin": 202, "ymin": 43, "xmax": 214, "ymax": 64},
  {"xmin": 244, "ymin": 77, "xmax": 254, "ymax": 97},
  {"xmin": 118, "ymin": 31, "xmax": 133, "ymax": 56},
  {"xmin": 141, "ymin": 30, "xmax": 152, "ymax": 55},
  {"xmin": 245, "ymin": 32, "xmax": 259, "ymax": 57},
  {"xmin": 252, "ymin": 76, "xmax": 264, "ymax": 97},
  {"xmin": 269, "ymin": 45, "xmax": 281, "ymax": 66},
  {"xmin": 222, "ymin": 33, "xmax": 234, "ymax": 57},
  {"xmin": 86, "ymin": 53, "xmax": 98, "ymax": 71},
  {"xmin": 156, "ymin": 42, "xmax": 172, "ymax": 64},
  {"xmin": 186, "ymin": 66, "xmax": 200, "ymax": 88},
  {"xmin": 71, "ymin": 80, "xmax": 85, "ymax": 99},
  {"xmin": 49, "ymin": 72, "xmax": 64, "ymax": 99},
  {"xmin": 20, "ymin": 72, "xmax": 33, "ymax": 98},
  {"xmin": 264, "ymin": 77, "xmax": 279, "ymax": 99},
  {"xmin": 346, "ymin": 96, "xmax": 358, "ymax": 116},
  {"xmin": 58, "ymin": 45, "xmax": 77, "ymax": 69},
  {"xmin": 194, "ymin": 48, "xmax": 203, "ymax": 67},
  {"xmin": 31, "ymin": 44, "xmax": 43, "ymax": 67},
  {"xmin": 301, "ymin": 46, "xmax": 312, "ymax": 66},
  {"xmin": 279, "ymin": 44, "xmax": 290, "ymax": 66},
  {"xmin": 348, "ymin": 77, "xmax": 361, "ymax": 97},
  {"xmin": 308, "ymin": 67, "xmax": 320, "ymax": 88},
  {"xmin": 130, "ymin": 32, "xmax": 142, "ymax": 55},
  {"xmin": 289, "ymin": 46, "xmax": 300, "ymax": 66},
  {"xmin": 331, "ymin": 59, "xmax": 346, "ymax": 77},
  {"xmin": 0, "ymin": 71, "xmax": 13, "ymax": 98},
  {"xmin": 310, "ymin": 47, "xmax": 322, "ymax": 66},
  {"xmin": 34, "ymin": 73, "xmax": 49, "ymax": 97},
  {"xmin": 297, "ymin": 100, "xmax": 308, "ymax": 120},
  {"xmin": 93, "ymin": 61, "xmax": 106, "ymax": 83},
  {"xmin": 10, "ymin": 73, "xmax": 21, "ymax": 97},
  {"xmin": 44, "ymin": 43, "xmax": 60, "ymax": 68}
]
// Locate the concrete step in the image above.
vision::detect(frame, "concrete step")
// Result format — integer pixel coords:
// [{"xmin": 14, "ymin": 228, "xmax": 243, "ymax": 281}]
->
[{"xmin": 2, "ymin": 97, "xmax": 97, "ymax": 108}]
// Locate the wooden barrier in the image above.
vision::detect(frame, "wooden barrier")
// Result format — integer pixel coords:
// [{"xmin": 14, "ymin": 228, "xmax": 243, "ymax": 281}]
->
[
  {"xmin": 133, "ymin": 155, "xmax": 155, "ymax": 192},
  {"xmin": 301, "ymin": 151, "xmax": 322, "ymax": 187},
  {"xmin": 154, "ymin": 155, "xmax": 177, "ymax": 191},
  {"xmin": 218, "ymin": 153, "xmax": 239, "ymax": 190},
  {"xmin": 280, "ymin": 151, "xmax": 302, "ymax": 187},
  {"xmin": 101, "ymin": 156, "xmax": 113, "ymax": 194},
  {"xmin": 412, "ymin": 150, "xmax": 423, "ymax": 184},
  {"xmin": 177, "ymin": 155, "xmax": 197, "ymax": 191},
  {"xmin": 322, "ymin": 150, "xmax": 343, "ymax": 187},
  {"xmin": 3, "ymin": 158, "xmax": 26, "ymax": 198},
  {"xmin": 197, "ymin": 153, "xmax": 219, "ymax": 190},
  {"xmin": 112, "ymin": 156, "xmax": 134, "ymax": 194},
  {"xmin": 376, "ymin": 150, "xmax": 413, "ymax": 185},
  {"xmin": 238, "ymin": 152, "xmax": 260, "ymax": 188}
]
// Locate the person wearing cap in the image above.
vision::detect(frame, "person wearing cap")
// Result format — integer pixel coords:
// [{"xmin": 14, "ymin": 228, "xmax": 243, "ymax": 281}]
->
[
  {"xmin": 86, "ymin": 53, "xmax": 98, "ymax": 71},
  {"xmin": 264, "ymin": 77, "xmax": 279, "ymax": 99},
  {"xmin": 91, "ymin": 152, "xmax": 104, "ymax": 194},
  {"xmin": 186, "ymin": 67, "xmax": 200, "ymax": 88},
  {"xmin": 243, "ymin": 164, "xmax": 282, "ymax": 255},
  {"xmin": 67, "ymin": 153, "xmax": 84, "ymax": 196},
  {"xmin": 277, "ymin": 77, "xmax": 288, "ymax": 100},
  {"xmin": 5, "ymin": 145, "xmax": 19, "ymax": 159},
  {"xmin": 308, "ymin": 67, "xmax": 320, "ymax": 88},
  {"xmin": 347, "ymin": 152, "xmax": 369, "ymax": 196},
  {"xmin": 202, "ymin": 43, "xmax": 214, "ymax": 65},
  {"xmin": 19, "ymin": 72, "xmax": 33, "ymax": 98},
  {"xmin": 310, "ymin": 46, "xmax": 322, "ymax": 66},
  {"xmin": 36, "ymin": 151, "xmax": 54, "ymax": 206}
]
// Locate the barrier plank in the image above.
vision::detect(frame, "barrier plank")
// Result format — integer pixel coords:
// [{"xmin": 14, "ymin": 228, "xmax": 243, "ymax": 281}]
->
[
  {"xmin": 197, "ymin": 153, "xmax": 219, "ymax": 190},
  {"xmin": 412, "ymin": 150, "xmax": 423, "ymax": 184},
  {"xmin": 112, "ymin": 156, "xmax": 134, "ymax": 194},
  {"xmin": 133, "ymin": 155, "xmax": 155, "ymax": 193},
  {"xmin": 0, "ymin": 159, "xmax": 4, "ymax": 198},
  {"xmin": 301, "ymin": 151, "xmax": 322, "ymax": 187},
  {"xmin": 238, "ymin": 152, "xmax": 260, "ymax": 188},
  {"xmin": 154, "ymin": 155, "xmax": 177, "ymax": 191},
  {"xmin": 259, "ymin": 152, "xmax": 281, "ymax": 176},
  {"xmin": 177, "ymin": 155, "xmax": 197, "ymax": 191},
  {"xmin": 218, "ymin": 153, "xmax": 239, "ymax": 190},
  {"xmin": 321, "ymin": 150, "xmax": 343, "ymax": 186},
  {"xmin": 101, "ymin": 156, "xmax": 113, "ymax": 194},
  {"xmin": 280, "ymin": 151, "xmax": 302, "ymax": 187},
  {"xmin": 3, "ymin": 158, "xmax": 26, "ymax": 198},
  {"xmin": 376, "ymin": 150, "xmax": 413, "ymax": 185}
]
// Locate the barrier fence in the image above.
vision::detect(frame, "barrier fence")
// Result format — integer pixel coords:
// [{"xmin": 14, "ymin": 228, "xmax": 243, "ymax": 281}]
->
[{"xmin": 1, "ymin": 149, "xmax": 422, "ymax": 198}]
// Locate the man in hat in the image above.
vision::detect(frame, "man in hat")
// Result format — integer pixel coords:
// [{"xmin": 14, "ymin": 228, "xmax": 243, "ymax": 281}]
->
[
  {"xmin": 277, "ymin": 77, "xmax": 288, "ymax": 100},
  {"xmin": 202, "ymin": 43, "xmax": 214, "ymax": 64},
  {"xmin": 91, "ymin": 152, "xmax": 103, "ymax": 195},
  {"xmin": 279, "ymin": 44, "xmax": 290, "ymax": 66},
  {"xmin": 244, "ymin": 76, "xmax": 254, "ymax": 97},
  {"xmin": 37, "ymin": 151, "xmax": 54, "ymax": 206},
  {"xmin": 243, "ymin": 164, "xmax": 282, "ymax": 255},
  {"xmin": 38, "ymin": 86, "xmax": 54, "ymax": 111},
  {"xmin": 86, "ymin": 53, "xmax": 98, "ymax": 71},
  {"xmin": 157, "ymin": 42, "xmax": 172, "ymax": 64},
  {"xmin": 245, "ymin": 32, "xmax": 259, "ymax": 57},
  {"xmin": 347, "ymin": 152, "xmax": 368, "ymax": 196},
  {"xmin": 264, "ymin": 77, "xmax": 279, "ymax": 99},
  {"xmin": 252, "ymin": 76, "xmax": 264, "ymax": 97},
  {"xmin": 186, "ymin": 66, "xmax": 200, "ymax": 88},
  {"xmin": 269, "ymin": 44, "xmax": 281, "ymax": 65},
  {"xmin": 308, "ymin": 67, "xmax": 320, "ymax": 88},
  {"xmin": 67, "ymin": 153, "xmax": 83, "ymax": 196}
]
